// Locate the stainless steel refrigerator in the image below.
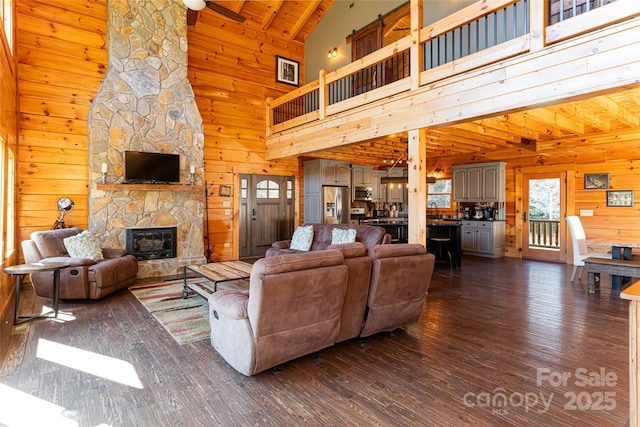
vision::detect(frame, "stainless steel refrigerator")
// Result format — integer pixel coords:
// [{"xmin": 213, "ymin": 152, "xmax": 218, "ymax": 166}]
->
[{"xmin": 323, "ymin": 186, "xmax": 350, "ymax": 224}]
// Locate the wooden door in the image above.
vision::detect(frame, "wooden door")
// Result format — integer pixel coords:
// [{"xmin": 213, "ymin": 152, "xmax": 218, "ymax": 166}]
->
[
  {"xmin": 239, "ymin": 174, "xmax": 294, "ymax": 259},
  {"xmin": 521, "ymin": 172, "xmax": 566, "ymax": 262}
]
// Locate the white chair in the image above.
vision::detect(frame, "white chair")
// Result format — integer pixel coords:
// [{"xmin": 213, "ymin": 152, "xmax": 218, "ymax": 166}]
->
[{"xmin": 565, "ymin": 216, "xmax": 610, "ymax": 282}]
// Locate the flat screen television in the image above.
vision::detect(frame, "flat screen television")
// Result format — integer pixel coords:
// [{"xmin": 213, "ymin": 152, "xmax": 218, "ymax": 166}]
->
[{"xmin": 124, "ymin": 151, "xmax": 180, "ymax": 184}]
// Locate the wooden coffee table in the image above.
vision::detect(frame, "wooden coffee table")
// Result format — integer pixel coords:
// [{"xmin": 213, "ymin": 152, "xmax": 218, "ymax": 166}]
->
[{"xmin": 182, "ymin": 260, "xmax": 253, "ymax": 299}]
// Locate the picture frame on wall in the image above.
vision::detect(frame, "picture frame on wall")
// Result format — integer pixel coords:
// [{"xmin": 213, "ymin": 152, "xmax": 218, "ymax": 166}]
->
[
  {"xmin": 606, "ymin": 190, "xmax": 634, "ymax": 207},
  {"xmin": 276, "ymin": 56, "xmax": 299, "ymax": 87},
  {"xmin": 584, "ymin": 173, "xmax": 610, "ymax": 189}
]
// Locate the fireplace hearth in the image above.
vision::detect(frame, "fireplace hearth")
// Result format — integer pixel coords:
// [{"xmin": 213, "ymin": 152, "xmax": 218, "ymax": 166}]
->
[{"xmin": 126, "ymin": 227, "xmax": 177, "ymax": 261}]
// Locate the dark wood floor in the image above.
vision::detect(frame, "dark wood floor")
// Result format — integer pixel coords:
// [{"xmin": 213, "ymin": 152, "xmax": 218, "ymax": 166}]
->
[{"xmin": 0, "ymin": 256, "xmax": 631, "ymax": 426}]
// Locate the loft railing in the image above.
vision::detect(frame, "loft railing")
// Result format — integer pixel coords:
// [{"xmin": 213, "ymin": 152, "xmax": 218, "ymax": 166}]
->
[
  {"xmin": 423, "ymin": 0, "xmax": 529, "ymax": 72},
  {"xmin": 549, "ymin": 0, "xmax": 618, "ymax": 24},
  {"xmin": 529, "ymin": 219, "xmax": 561, "ymax": 249},
  {"xmin": 267, "ymin": 0, "xmax": 637, "ymax": 135}
]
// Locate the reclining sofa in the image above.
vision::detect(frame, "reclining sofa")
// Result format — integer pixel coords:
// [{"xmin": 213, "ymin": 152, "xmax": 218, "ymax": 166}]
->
[
  {"xmin": 208, "ymin": 242, "xmax": 435, "ymax": 376},
  {"xmin": 21, "ymin": 228, "xmax": 138, "ymax": 300},
  {"xmin": 266, "ymin": 223, "xmax": 391, "ymax": 256}
]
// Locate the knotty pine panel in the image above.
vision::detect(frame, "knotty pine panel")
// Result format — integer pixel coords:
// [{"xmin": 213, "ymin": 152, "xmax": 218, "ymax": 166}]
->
[
  {"xmin": 18, "ymin": 62, "xmax": 105, "ymax": 89},
  {"xmin": 18, "ymin": 146, "xmax": 88, "ymax": 165},
  {"xmin": 16, "ymin": 1, "xmax": 107, "ymax": 34},
  {"xmin": 17, "ymin": 46, "xmax": 107, "ymax": 78},
  {"xmin": 20, "ymin": 129, "xmax": 88, "ymax": 151},
  {"xmin": 18, "ymin": 81, "xmax": 97, "ymax": 105},
  {"xmin": 17, "ymin": 1, "xmax": 98, "ymax": 246},
  {"xmin": 0, "ymin": 0, "xmax": 18, "ymax": 320},
  {"xmin": 17, "ymin": 13, "xmax": 107, "ymax": 49},
  {"xmin": 19, "ymin": 97, "xmax": 91, "ymax": 121},
  {"xmin": 20, "ymin": 114, "xmax": 87, "ymax": 135}
]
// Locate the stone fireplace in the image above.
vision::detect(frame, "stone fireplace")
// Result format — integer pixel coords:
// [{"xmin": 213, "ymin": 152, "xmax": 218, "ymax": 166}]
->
[{"xmin": 88, "ymin": 0, "xmax": 206, "ymax": 278}]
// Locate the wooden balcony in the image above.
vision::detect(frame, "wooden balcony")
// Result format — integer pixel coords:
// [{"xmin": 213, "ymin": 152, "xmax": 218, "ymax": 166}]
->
[{"xmin": 265, "ymin": 0, "xmax": 640, "ymax": 161}]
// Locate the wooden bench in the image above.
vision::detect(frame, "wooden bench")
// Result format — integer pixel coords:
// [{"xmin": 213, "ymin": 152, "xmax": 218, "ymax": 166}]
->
[{"xmin": 584, "ymin": 256, "xmax": 640, "ymax": 293}]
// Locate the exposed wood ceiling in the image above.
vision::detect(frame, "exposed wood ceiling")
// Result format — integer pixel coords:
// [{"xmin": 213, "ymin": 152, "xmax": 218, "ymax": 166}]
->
[
  {"xmin": 308, "ymin": 87, "xmax": 640, "ymax": 167},
  {"xmin": 191, "ymin": 0, "xmax": 333, "ymax": 42},
  {"xmin": 196, "ymin": 2, "xmax": 640, "ymax": 168}
]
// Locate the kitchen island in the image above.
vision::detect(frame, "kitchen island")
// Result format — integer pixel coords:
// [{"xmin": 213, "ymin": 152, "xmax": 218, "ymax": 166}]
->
[
  {"xmin": 360, "ymin": 218, "xmax": 463, "ymax": 267},
  {"xmin": 427, "ymin": 220, "xmax": 463, "ymax": 268}
]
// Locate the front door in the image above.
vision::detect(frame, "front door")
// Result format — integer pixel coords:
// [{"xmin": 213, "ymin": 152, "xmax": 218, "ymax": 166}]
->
[
  {"xmin": 521, "ymin": 172, "xmax": 566, "ymax": 262},
  {"xmin": 239, "ymin": 174, "xmax": 294, "ymax": 258}
]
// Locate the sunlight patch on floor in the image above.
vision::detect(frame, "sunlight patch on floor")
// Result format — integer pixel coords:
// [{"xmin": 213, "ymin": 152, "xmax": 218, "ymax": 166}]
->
[
  {"xmin": 0, "ymin": 382, "xmax": 76, "ymax": 427},
  {"xmin": 36, "ymin": 339, "xmax": 144, "ymax": 389}
]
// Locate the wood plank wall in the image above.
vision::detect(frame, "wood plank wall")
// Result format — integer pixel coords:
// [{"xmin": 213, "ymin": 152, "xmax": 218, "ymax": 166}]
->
[
  {"xmin": 15, "ymin": 0, "xmax": 302, "ymax": 266},
  {"xmin": 186, "ymin": 11, "xmax": 302, "ymax": 260},
  {"xmin": 10, "ymin": 0, "xmax": 640, "ymax": 281},
  {"xmin": 0, "ymin": 3, "xmax": 18, "ymax": 319},
  {"xmin": 15, "ymin": 0, "xmax": 106, "ymax": 244},
  {"xmin": 428, "ymin": 134, "xmax": 640, "ymax": 257}
]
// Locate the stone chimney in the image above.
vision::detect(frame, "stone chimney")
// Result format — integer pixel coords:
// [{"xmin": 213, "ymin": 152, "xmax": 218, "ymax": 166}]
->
[{"xmin": 88, "ymin": 0, "xmax": 206, "ymax": 277}]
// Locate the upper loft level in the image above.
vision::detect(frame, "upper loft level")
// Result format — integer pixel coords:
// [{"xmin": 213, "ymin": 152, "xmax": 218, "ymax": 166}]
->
[{"xmin": 265, "ymin": 0, "xmax": 640, "ymax": 164}]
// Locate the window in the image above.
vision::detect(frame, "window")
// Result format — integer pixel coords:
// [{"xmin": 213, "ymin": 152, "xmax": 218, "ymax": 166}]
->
[
  {"xmin": 5, "ymin": 147, "xmax": 14, "ymax": 256},
  {"xmin": 1, "ymin": 0, "xmax": 13, "ymax": 54},
  {"xmin": 428, "ymin": 179, "xmax": 451, "ymax": 208},
  {"xmin": 241, "ymin": 178, "xmax": 248, "ymax": 199},
  {"xmin": 256, "ymin": 180, "xmax": 279, "ymax": 199}
]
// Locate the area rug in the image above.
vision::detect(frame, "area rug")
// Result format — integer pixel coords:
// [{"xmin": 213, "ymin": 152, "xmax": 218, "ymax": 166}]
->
[{"xmin": 129, "ymin": 278, "xmax": 248, "ymax": 345}]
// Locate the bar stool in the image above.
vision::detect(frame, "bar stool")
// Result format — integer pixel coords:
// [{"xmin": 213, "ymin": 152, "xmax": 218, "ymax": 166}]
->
[{"xmin": 430, "ymin": 237, "xmax": 452, "ymax": 269}]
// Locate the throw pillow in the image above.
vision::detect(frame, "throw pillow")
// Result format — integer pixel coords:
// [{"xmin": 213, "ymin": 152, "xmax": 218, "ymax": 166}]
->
[
  {"xmin": 290, "ymin": 225, "xmax": 314, "ymax": 251},
  {"xmin": 63, "ymin": 230, "xmax": 104, "ymax": 261},
  {"xmin": 331, "ymin": 228, "xmax": 357, "ymax": 245}
]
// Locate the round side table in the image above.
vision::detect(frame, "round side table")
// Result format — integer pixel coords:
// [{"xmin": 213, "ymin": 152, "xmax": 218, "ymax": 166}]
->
[{"xmin": 4, "ymin": 262, "xmax": 69, "ymax": 325}]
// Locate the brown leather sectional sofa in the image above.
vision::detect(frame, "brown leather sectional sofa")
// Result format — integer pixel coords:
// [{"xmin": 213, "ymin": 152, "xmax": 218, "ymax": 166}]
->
[
  {"xmin": 208, "ymin": 239, "xmax": 435, "ymax": 376},
  {"xmin": 266, "ymin": 223, "xmax": 391, "ymax": 256}
]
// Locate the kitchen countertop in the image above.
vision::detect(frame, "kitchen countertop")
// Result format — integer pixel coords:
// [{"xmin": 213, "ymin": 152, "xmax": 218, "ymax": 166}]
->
[{"xmin": 361, "ymin": 218, "xmax": 462, "ymax": 226}]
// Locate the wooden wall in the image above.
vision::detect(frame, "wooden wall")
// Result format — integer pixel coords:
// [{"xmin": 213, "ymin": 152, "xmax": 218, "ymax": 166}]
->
[
  {"xmin": 15, "ymin": 0, "xmax": 302, "ymax": 265},
  {"xmin": 429, "ymin": 132, "xmax": 640, "ymax": 258},
  {"xmin": 10, "ymin": 0, "xmax": 640, "ymax": 278},
  {"xmin": 0, "ymin": 1, "xmax": 18, "ymax": 321},
  {"xmin": 15, "ymin": 1, "xmax": 105, "ymax": 243},
  {"xmin": 186, "ymin": 10, "xmax": 302, "ymax": 260}
]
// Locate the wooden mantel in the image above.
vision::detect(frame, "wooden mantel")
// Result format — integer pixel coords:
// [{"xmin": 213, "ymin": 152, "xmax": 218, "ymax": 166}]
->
[{"xmin": 95, "ymin": 184, "xmax": 205, "ymax": 192}]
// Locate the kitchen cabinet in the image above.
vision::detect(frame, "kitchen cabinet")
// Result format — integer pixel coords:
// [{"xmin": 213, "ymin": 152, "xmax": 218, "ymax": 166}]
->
[
  {"xmin": 452, "ymin": 162, "xmax": 505, "ymax": 203},
  {"xmin": 372, "ymin": 170, "xmax": 386, "ymax": 202},
  {"xmin": 303, "ymin": 159, "xmax": 352, "ymax": 223},
  {"xmin": 461, "ymin": 220, "xmax": 505, "ymax": 257},
  {"xmin": 319, "ymin": 160, "xmax": 351, "ymax": 186},
  {"xmin": 352, "ymin": 165, "xmax": 373, "ymax": 187},
  {"xmin": 386, "ymin": 169, "xmax": 407, "ymax": 203},
  {"xmin": 352, "ymin": 165, "xmax": 374, "ymax": 200},
  {"xmin": 303, "ymin": 159, "xmax": 351, "ymax": 223},
  {"xmin": 303, "ymin": 160, "xmax": 322, "ymax": 223}
]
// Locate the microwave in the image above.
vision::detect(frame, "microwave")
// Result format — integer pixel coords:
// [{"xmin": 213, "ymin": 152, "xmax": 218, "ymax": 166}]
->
[{"xmin": 354, "ymin": 186, "xmax": 373, "ymax": 201}]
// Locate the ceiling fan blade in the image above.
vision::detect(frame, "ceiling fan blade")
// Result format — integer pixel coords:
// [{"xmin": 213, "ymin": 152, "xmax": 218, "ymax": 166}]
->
[
  {"xmin": 186, "ymin": 8, "xmax": 199, "ymax": 26},
  {"xmin": 206, "ymin": 2, "xmax": 246, "ymax": 23}
]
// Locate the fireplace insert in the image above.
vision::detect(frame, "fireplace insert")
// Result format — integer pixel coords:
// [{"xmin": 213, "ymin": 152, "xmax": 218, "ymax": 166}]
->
[{"xmin": 126, "ymin": 227, "xmax": 177, "ymax": 260}]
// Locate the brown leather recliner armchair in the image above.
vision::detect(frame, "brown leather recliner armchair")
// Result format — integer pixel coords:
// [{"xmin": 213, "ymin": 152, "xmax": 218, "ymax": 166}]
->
[
  {"xmin": 21, "ymin": 228, "xmax": 138, "ymax": 300},
  {"xmin": 360, "ymin": 244, "xmax": 435, "ymax": 337}
]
